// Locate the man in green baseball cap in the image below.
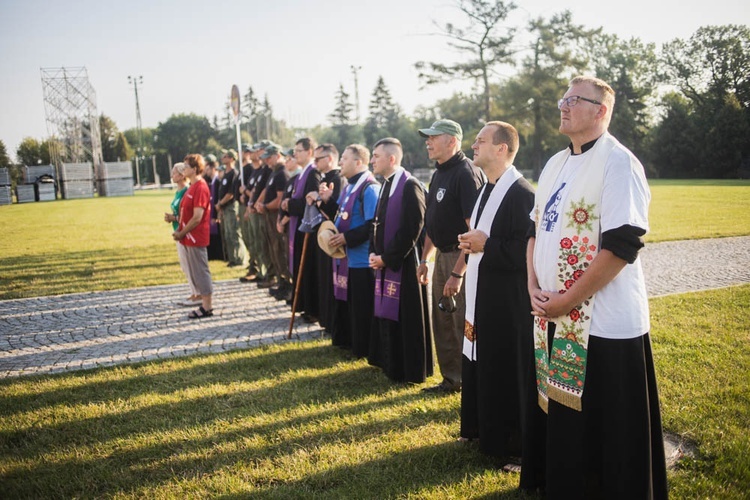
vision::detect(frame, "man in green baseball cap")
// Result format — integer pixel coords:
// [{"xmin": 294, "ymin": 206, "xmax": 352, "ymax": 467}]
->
[
  {"xmin": 417, "ymin": 118, "xmax": 486, "ymax": 394},
  {"xmin": 418, "ymin": 119, "xmax": 464, "ymax": 141}
]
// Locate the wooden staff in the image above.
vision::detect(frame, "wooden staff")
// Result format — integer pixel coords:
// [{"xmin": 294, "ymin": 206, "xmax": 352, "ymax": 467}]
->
[{"xmin": 288, "ymin": 231, "xmax": 311, "ymax": 338}]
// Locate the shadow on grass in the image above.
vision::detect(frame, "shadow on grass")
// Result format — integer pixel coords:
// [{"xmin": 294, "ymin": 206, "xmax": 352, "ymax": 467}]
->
[
  {"xmin": 0, "ymin": 246, "xmax": 179, "ymax": 300},
  {"xmin": 0, "ymin": 344, "xmax": 342, "ymax": 416},
  {"xmin": 0, "ymin": 340, "xmax": 537, "ymax": 499},
  {"xmin": 218, "ymin": 443, "xmax": 534, "ymax": 499}
]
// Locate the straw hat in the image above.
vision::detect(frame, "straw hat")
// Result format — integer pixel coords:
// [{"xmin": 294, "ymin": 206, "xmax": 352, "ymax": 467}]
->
[{"xmin": 317, "ymin": 220, "xmax": 346, "ymax": 259}]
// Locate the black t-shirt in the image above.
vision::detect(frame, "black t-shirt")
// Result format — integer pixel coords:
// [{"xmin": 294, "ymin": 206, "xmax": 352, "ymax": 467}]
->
[
  {"xmin": 245, "ymin": 167, "xmax": 263, "ymax": 206},
  {"xmin": 424, "ymin": 151, "xmax": 485, "ymax": 250},
  {"xmin": 252, "ymin": 165, "xmax": 272, "ymax": 204},
  {"xmin": 264, "ymin": 163, "xmax": 288, "ymax": 204},
  {"xmin": 279, "ymin": 172, "xmax": 299, "ymax": 218},
  {"xmin": 242, "ymin": 163, "xmax": 253, "ymax": 187},
  {"xmin": 218, "ymin": 167, "xmax": 237, "ymax": 203}
]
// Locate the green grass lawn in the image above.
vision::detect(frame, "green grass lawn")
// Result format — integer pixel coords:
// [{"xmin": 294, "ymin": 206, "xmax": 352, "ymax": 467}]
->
[
  {"xmin": 647, "ymin": 179, "xmax": 750, "ymax": 242},
  {"xmin": 0, "ymin": 180, "xmax": 748, "ymax": 300},
  {"xmin": 0, "ymin": 285, "xmax": 747, "ymax": 498}
]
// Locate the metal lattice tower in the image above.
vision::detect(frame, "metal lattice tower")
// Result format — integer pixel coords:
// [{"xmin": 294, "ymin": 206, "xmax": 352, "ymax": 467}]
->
[{"xmin": 40, "ymin": 67, "xmax": 103, "ymax": 170}]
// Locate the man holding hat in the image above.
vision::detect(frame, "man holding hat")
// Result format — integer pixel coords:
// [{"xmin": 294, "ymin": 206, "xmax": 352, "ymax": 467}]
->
[
  {"xmin": 216, "ymin": 149, "xmax": 246, "ymax": 267},
  {"xmin": 417, "ymin": 119, "xmax": 485, "ymax": 393}
]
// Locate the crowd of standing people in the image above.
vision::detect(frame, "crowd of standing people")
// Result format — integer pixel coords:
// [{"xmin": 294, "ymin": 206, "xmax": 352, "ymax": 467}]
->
[{"xmin": 165, "ymin": 75, "xmax": 667, "ymax": 499}]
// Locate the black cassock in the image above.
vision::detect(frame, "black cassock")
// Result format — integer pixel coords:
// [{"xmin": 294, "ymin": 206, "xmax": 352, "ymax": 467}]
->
[
  {"xmin": 287, "ymin": 167, "xmax": 322, "ymax": 318},
  {"xmin": 368, "ymin": 174, "xmax": 433, "ymax": 383},
  {"xmin": 316, "ymin": 169, "xmax": 343, "ymax": 333},
  {"xmin": 460, "ymin": 178, "xmax": 546, "ymax": 491}
]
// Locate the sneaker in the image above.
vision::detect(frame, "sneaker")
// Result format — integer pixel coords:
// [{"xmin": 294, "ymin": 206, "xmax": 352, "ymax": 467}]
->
[{"xmin": 239, "ymin": 274, "xmax": 260, "ymax": 283}]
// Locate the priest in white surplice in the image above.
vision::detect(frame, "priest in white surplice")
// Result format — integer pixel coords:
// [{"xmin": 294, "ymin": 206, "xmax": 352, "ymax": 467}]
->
[{"xmin": 458, "ymin": 121, "xmax": 546, "ymax": 492}]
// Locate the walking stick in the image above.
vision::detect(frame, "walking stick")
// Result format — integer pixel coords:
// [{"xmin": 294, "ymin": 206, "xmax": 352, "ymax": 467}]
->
[{"xmin": 288, "ymin": 231, "xmax": 310, "ymax": 338}]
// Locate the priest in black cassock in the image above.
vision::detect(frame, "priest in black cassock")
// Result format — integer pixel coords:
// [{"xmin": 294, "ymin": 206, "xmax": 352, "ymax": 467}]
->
[
  {"xmin": 281, "ymin": 137, "xmax": 322, "ymax": 323},
  {"xmin": 457, "ymin": 122, "xmax": 546, "ymax": 492},
  {"xmin": 368, "ymin": 138, "xmax": 433, "ymax": 384},
  {"xmin": 309, "ymin": 144, "xmax": 343, "ymax": 334}
]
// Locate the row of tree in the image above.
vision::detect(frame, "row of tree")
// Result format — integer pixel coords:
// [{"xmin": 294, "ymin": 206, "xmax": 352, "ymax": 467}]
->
[{"xmin": 3, "ymin": 4, "xmax": 748, "ymax": 180}]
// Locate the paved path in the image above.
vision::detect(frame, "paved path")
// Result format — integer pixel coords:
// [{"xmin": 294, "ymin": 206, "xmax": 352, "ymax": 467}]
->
[{"xmin": 1, "ymin": 236, "xmax": 748, "ymax": 379}]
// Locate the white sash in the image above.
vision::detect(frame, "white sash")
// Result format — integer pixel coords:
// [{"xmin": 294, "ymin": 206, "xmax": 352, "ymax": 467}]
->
[{"xmin": 462, "ymin": 166, "xmax": 523, "ymax": 360}]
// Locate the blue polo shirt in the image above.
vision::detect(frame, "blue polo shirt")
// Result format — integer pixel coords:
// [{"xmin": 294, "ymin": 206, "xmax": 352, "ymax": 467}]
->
[{"xmin": 335, "ymin": 172, "xmax": 379, "ymax": 268}]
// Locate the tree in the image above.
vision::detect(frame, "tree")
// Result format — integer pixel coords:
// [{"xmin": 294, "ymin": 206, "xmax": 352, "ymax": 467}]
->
[
  {"xmin": 16, "ymin": 137, "xmax": 51, "ymax": 166},
  {"xmin": 661, "ymin": 25, "xmax": 750, "ymax": 108},
  {"xmin": 645, "ymin": 93, "xmax": 697, "ymax": 178},
  {"xmin": 496, "ymin": 11, "xmax": 599, "ymax": 178},
  {"xmin": 99, "ymin": 115, "xmax": 133, "ymax": 162},
  {"xmin": 0, "ymin": 140, "xmax": 10, "ymax": 169},
  {"xmin": 326, "ymin": 84, "xmax": 363, "ymax": 151},
  {"xmin": 415, "ymin": 0, "xmax": 517, "ymax": 121},
  {"xmin": 242, "ymin": 85, "xmax": 260, "ymax": 139},
  {"xmin": 112, "ymin": 132, "xmax": 133, "ymax": 162},
  {"xmin": 653, "ymin": 25, "xmax": 750, "ymax": 177},
  {"xmin": 364, "ymin": 76, "xmax": 403, "ymax": 147},
  {"xmin": 154, "ymin": 114, "xmax": 214, "ymax": 166},
  {"xmin": 591, "ymin": 34, "xmax": 658, "ymax": 161}
]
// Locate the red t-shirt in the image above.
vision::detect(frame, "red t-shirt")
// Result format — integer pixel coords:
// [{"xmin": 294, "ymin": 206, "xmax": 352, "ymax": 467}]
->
[{"xmin": 178, "ymin": 178, "xmax": 211, "ymax": 247}]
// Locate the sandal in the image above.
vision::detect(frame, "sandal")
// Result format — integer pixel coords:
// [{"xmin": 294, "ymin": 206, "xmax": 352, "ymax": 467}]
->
[{"xmin": 188, "ymin": 306, "xmax": 214, "ymax": 319}]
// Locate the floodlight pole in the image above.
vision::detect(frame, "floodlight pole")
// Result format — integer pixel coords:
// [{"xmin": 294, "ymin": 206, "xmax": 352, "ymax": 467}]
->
[
  {"xmin": 351, "ymin": 65, "xmax": 362, "ymax": 124},
  {"xmin": 128, "ymin": 75, "xmax": 144, "ymax": 185}
]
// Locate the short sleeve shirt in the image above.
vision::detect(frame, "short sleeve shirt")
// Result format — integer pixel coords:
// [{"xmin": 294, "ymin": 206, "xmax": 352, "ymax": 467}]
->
[
  {"xmin": 425, "ymin": 152, "xmax": 485, "ymax": 249},
  {"xmin": 179, "ymin": 178, "xmax": 211, "ymax": 247},
  {"xmin": 264, "ymin": 164, "xmax": 288, "ymax": 204},
  {"xmin": 532, "ymin": 139, "xmax": 651, "ymax": 339},
  {"xmin": 218, "ymin": 168, "xmax": 236, "ymax": 202}
]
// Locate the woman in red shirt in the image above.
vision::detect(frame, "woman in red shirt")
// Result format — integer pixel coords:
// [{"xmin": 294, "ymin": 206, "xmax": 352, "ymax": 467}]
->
[{"xmin": 172, "ymin": 154, "xmax": 214, "ymax": 319}]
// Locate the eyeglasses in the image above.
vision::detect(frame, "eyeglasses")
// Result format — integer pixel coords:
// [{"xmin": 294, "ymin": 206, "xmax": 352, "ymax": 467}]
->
[
  {"xmin": 314, "ymin": 156, "xmax": 329, "ymax": 163},
  {"xmin": 557, "ymin": 95, "xmax": 601, "ymax": 109}
]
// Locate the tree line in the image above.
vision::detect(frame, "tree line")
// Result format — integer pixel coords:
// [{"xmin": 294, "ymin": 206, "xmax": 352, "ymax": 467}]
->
[{"xmin": 2, "ymin": 3, "xmax": 748, "ymax": 181}]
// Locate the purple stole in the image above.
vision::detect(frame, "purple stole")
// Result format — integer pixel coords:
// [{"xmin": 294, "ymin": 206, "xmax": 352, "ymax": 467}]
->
[
  {"xmin": 333, "ymin": 173, "xmax": 375, "ymax": 301},
  {"xmin": 288, "ymin": 163, "xmax": 315, "ymax": 274},
  {"xmin": 374, "ymin": 170, "xmax": 410, "ymax": 321}
]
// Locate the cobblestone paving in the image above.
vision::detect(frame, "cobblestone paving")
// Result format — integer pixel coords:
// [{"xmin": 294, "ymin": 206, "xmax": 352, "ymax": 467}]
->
[{"xmin": 1, "ymin": 236, "xmax": 748, "ymax": 379}]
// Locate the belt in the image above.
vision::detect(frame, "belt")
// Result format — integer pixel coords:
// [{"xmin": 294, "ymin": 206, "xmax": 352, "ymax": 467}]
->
[{"xmin": 437, "ymin": 244, "xmax": 460, "ymax": 253}]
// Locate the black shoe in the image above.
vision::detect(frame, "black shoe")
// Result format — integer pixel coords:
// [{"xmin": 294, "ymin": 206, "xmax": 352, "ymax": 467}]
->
[
  {"xmin": 257, "ymin": 278, "xmax": 278, "ymax": 289},
  {"xmin": 422, "ymin": 382, "xmax": 461, "ymax": 393},
  {"xmin": 301, "ymin": 313, "xmax": 318, "ymax": 324},
  {"xmin": 239, "ymin": 274, "xmax": 259, "ymax": 283}
]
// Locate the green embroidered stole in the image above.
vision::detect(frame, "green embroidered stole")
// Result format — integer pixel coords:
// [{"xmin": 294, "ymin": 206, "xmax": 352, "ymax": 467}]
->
[{"xmin": 532, "ymin": 133, "xmax": 618, "ymax": 412}]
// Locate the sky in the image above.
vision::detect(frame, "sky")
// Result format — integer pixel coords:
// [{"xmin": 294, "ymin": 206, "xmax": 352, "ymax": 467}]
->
[{"xmin": 1, "ymin": 0, "xmax": 748, "ymax": 158}]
